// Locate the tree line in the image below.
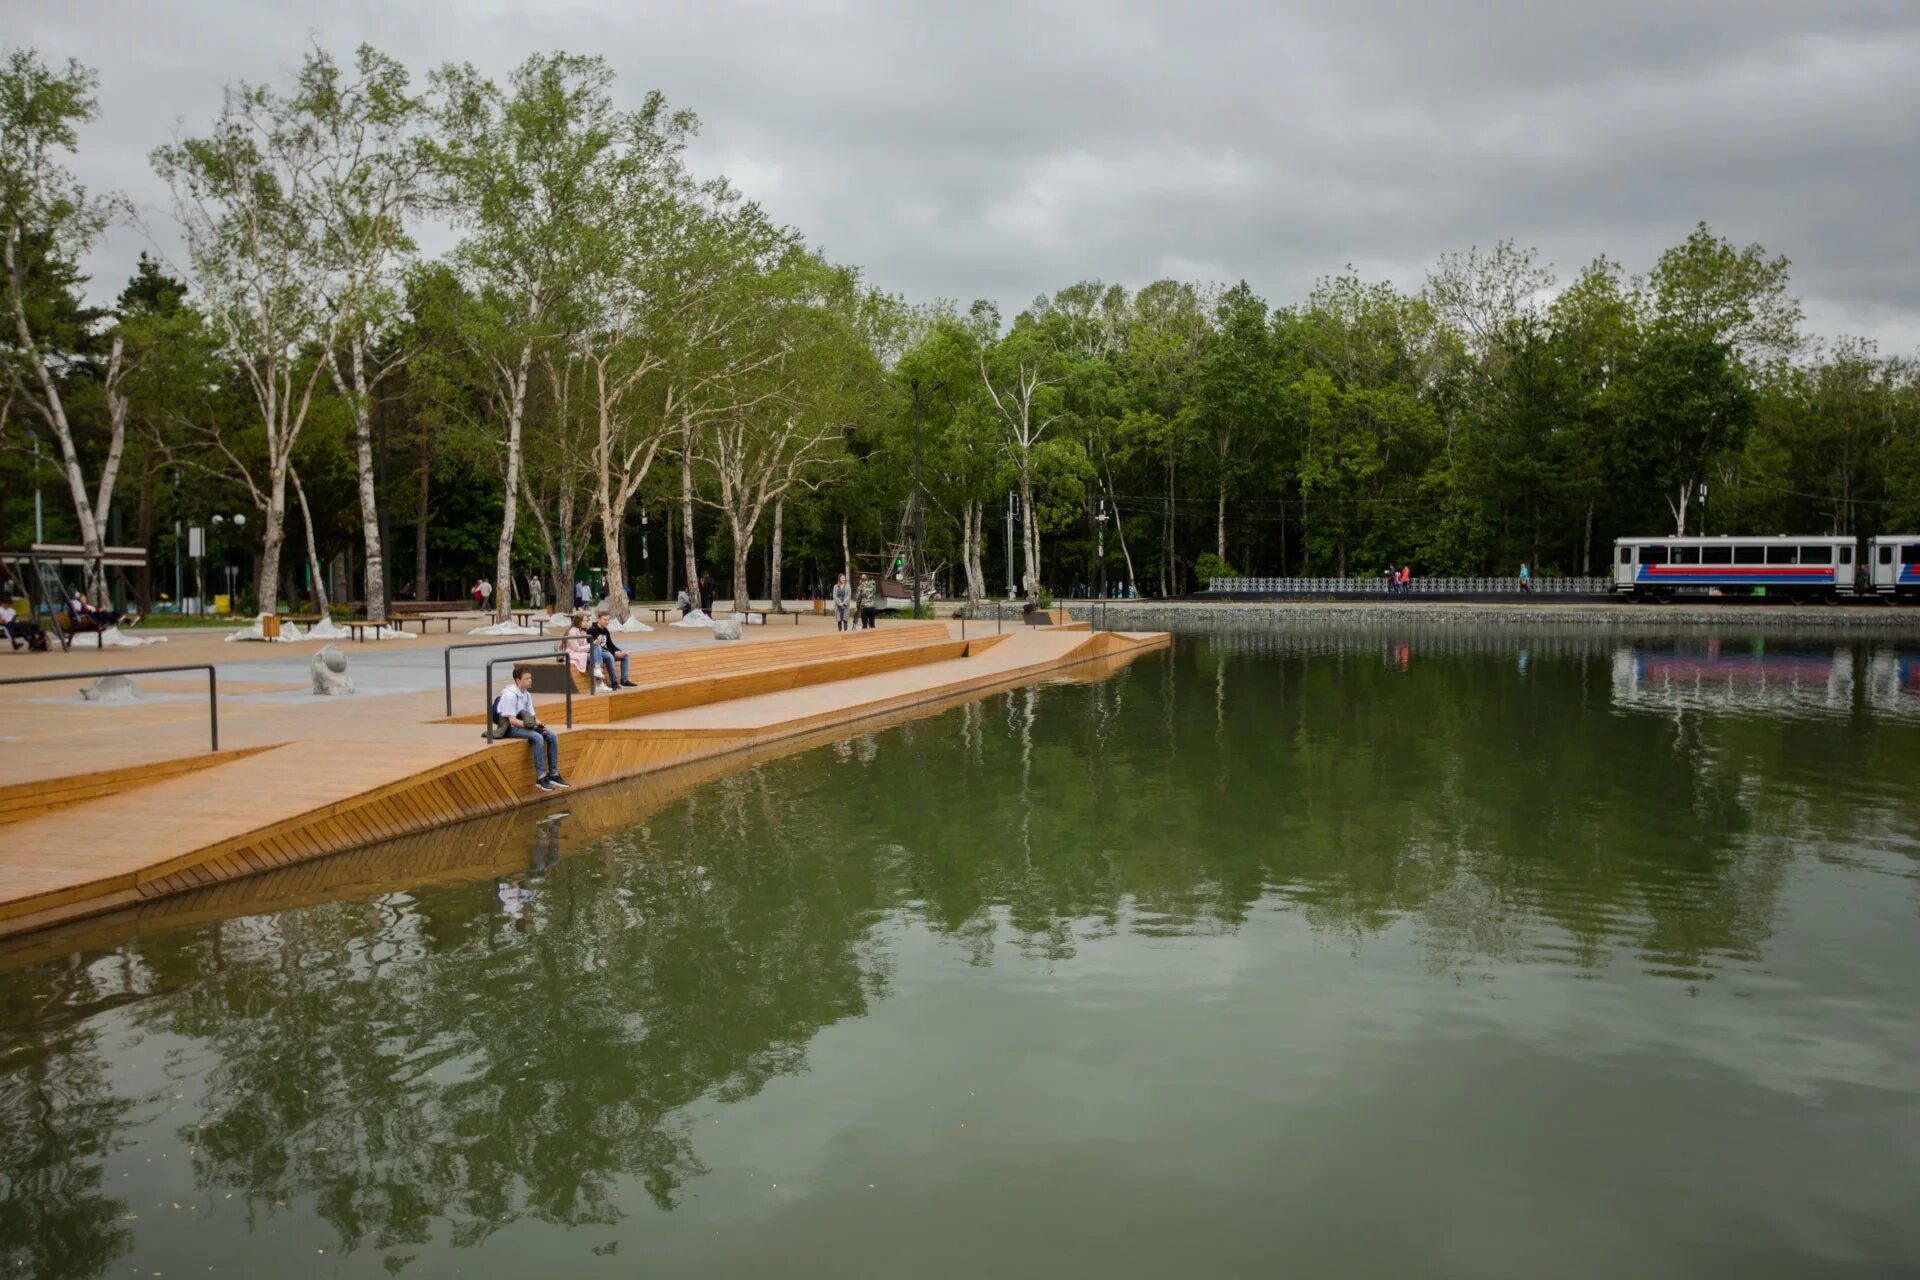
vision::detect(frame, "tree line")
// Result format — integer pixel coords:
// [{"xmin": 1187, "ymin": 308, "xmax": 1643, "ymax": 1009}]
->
[{"xmin": 5, "ymin": 44, "xmax": 1917, "ymax": 618}]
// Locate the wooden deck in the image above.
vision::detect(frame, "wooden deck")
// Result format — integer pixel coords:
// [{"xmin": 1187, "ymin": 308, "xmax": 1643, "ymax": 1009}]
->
[{"xmin": 0, "ymin": 621, "xmax": 1167, "ymax": 944}]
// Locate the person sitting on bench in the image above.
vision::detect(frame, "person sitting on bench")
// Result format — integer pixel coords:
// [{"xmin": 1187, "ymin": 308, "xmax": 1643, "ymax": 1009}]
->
[
  {"xmin": 586, "ymin": 610, "xmax": 637, "ymax": 687},
  {"xmin": 67, "ymin": 591, "xmax": 121, "ymax": 629},
  {"xmin": 494, "ymin": 664, "xmax": 570, "ymax": 792},
  {"xmin": 1, "ymin": 602, "xmax": 47, "ymax": 651},
  {"xmin": 563, "ymin": 612, "xmax": 601, "ymax": 689},
  {"xmin": 676, "ymin": 587, "xmax": 693, "ymax": 618}
]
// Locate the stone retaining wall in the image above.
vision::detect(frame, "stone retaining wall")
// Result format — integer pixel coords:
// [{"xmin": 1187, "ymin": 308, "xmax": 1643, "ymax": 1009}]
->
[{"xmin": 1040, "ymin": 599, "xmax": 1920, "ymax": 635}]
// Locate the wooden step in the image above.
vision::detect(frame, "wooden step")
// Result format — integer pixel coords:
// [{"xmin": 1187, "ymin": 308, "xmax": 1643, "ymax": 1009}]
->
[{"xmin": 0, "ymin": 747, "xmax": 275, "ymax": 827}]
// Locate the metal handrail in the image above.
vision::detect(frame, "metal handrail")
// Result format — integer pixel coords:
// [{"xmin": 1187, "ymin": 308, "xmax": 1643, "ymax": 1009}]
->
[
  {"xmin": 0, "ymin": 662, "xmax": 219, "ymax": 751},
  {"xmin": 442, "ymin": 634, "xmax": 567, "ymax": 716},
  {"xmin": 483, "ymin": 653, "xmax": 573, "ymax": 737}
]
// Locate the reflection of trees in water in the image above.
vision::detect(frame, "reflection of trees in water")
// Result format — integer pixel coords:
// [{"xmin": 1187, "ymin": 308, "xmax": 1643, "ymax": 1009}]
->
[
  {"xmin": 4, "ymin": 627, "xmax": 1917, "ymax": 1273},
  {"xmin": 0, "ymin": 959, "xmax": 139, "ymax": 1279}
]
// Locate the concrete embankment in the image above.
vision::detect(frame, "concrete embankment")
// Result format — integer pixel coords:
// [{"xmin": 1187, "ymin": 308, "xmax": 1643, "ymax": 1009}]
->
[{"xmin": 1050, "ymin": 598, "xmax": 1920, "ymax": 635}]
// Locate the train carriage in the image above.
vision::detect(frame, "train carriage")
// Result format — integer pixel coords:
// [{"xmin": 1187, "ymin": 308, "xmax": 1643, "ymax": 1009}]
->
[
  {"xmin": 1612, "ymin": 535, "xmax": 1857, "ymax": 601},
  {"xmin": 1866, "ymin": 535, "xmax": 1920, "ymax": 598}
]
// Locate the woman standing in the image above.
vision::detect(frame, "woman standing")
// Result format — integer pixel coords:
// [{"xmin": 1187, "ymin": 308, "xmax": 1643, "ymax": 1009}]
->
[
  {"xmin": 831, "ymin": 573, "xmax": 852, "ymax": 631},
  {"xmin": 698, "ymin": 572, "xmax": 716, "ymax": 617}
]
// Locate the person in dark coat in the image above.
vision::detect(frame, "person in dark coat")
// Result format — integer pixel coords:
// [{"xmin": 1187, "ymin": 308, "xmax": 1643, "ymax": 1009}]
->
[{"xmin": 698, "ymin": 572, "xmax": 716, "ymax": 615}]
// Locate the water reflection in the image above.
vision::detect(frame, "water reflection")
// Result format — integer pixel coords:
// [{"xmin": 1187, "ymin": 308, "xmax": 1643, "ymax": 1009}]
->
[{"xmin": 3, "ymin": 627, "xmax": 1918, "ymax": 1276}]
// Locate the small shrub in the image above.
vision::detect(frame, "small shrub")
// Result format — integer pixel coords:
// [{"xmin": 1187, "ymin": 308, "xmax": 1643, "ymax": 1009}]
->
[{"xmin": 1194, "ymin": 553, "xmax": 1239, "ymax": 586}]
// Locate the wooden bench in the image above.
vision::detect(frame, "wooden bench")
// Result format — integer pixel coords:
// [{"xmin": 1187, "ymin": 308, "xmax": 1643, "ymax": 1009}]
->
[
  {"xmin": 511, "ymin": 609, "xmax": 541, "ymax": 627},
  {"xmin": 391, "ymin": 600, "xmax": 471, "ymax": 616},
  {"xmin": 735, "ymin": 607, "xmax": 800, "ymax": 626},
  {"xmin": 344, "ymin": 620, "xmax": 394, "ymax": 642},
  {"xmin": 55, "ymin": 610, "xmax": 106, "ymax": 647},
  {"xmin": 415, "ymin": 612, "xmax": 462, "ymax": 634},
  {"xmin": 649, "ymin": 606, "xmax": 675, "ymax": 623}
]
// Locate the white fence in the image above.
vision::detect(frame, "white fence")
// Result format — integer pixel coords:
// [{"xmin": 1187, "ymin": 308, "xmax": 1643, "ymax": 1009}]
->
[{"xmin": 1205, "ymin": 576, "xmax": 1611, "ymax": 596}]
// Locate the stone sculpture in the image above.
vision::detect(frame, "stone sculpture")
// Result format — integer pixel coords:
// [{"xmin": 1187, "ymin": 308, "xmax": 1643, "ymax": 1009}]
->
[
  {"xmin": 311, "ymin": 644, "xmax": 355, "ymax": 696},
  {"xmin": 712, "ymin": 617, "xmax": 743, "ymax": 641},
  {"xmin": 78, "ymin": 674, "xmax": 139, "ymax": 702}
]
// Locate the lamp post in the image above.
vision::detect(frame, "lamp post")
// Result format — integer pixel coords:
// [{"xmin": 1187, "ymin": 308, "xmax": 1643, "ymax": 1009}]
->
[
  {"xmin": 1097, "ymin": 499, "xmax": 1109, "ymax": 600},
  {"xmin": 210, "ymin": 513, "xmax": 247, "ymax": 611},
  {"xmin": 31, "ymin": 433, "xmax": 44, "ymax": 543},
  {"xmin": 910, "ymin": 378, "xmax": 924, "ymax": 619},
  {"xmin": 1006, "ymin": 490, "xmax": 1017, "ymax": 599}
]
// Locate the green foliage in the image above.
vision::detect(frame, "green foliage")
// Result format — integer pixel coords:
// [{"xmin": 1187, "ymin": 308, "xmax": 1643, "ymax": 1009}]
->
[{"xmin": 1194, "ymin": 553, "xmax": 1238, "ymax": 584}]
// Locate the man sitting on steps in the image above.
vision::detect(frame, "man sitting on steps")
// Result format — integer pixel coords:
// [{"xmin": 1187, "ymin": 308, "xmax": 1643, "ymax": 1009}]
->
[{"xmin": 494, "ymin": 664, "xmax": 571, "ymax": 792}]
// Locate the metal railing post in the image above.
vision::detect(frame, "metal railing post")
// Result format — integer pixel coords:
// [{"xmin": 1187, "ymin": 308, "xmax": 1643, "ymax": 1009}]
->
[
  {"xmin": 443, "ymin": 635, "xmax": 567, "ymax": 716},
  {"xmin": 0, "ymin": 663, "xmax": 221, "ymax": 753}
]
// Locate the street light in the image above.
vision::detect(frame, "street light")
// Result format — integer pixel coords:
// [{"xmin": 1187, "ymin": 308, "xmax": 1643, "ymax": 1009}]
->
[
  {"xmin": 1097, "ymin": 499, "xmax": 1109, "ymax": 600},
  {"xmin": 210, "ymin": 513, "xmax": 247, "ymax": 610}
]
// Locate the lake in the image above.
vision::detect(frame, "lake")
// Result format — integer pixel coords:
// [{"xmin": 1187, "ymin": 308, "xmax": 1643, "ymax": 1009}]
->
[{"xmin": 3, "ymin": 627, "xmax": 1917, "ymax": 1278}]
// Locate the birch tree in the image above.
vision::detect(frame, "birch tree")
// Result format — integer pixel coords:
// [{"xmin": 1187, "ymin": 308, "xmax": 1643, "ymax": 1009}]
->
[
  {"xmin": 0, "ymin": 50, "xmax": 131, "ymax": 595},
  {"xmin": 305, "ymin": 47, "xmax": 430, "ymax": 623},
  {"xmin": 153, "ymin": 47, "xmax": 403, "ymax": 613},
  {"xmin": 978, "ymin": 317, "xmax": 1063, "ymax": 596},
  {"xmin": 432, "ymin": 53, "xmax": 640, "ymax": 621}
]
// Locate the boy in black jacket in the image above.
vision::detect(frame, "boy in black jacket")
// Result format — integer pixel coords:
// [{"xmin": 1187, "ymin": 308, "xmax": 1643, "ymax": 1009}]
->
[{"xmin": 586, "ymin": 610, "xmax": 638, "ymax": 687}]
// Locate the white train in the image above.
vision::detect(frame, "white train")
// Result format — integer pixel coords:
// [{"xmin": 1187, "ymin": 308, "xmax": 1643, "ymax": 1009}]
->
[{"xmin": 1612, "ymin": 534, "xmax": 1920, "ymax": 601}]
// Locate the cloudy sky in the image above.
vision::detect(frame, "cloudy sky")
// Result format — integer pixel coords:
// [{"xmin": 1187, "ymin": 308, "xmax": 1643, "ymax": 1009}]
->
[{"xmin": 14, "ymin": 0, "xmax": 1920, "ymax": 351}]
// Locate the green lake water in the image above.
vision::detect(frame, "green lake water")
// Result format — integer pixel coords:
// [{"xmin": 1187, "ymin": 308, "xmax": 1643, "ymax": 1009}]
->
[{"xmin": 3, "ymin": 628, "xmax": 1919, "ymax": 1278}]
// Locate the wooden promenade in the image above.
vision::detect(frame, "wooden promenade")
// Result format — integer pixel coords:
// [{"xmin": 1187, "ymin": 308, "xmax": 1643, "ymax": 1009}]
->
[{"xmin": 0, "ymin": 618, "xmax": 1166, "ymax": 947}]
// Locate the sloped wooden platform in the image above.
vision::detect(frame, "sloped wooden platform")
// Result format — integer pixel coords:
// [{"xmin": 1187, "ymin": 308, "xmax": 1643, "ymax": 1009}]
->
[{"xmin": 0, "ymin": 625, "xmax": 1168, "ymax": 942}]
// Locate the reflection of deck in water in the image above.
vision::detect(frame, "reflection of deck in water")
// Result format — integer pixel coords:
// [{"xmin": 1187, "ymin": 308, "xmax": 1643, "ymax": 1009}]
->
[
  {"xmin": 1865, "ymin": 650, "xmax": 1920, "ymax": 715},
  {"xmin": 0, "ymin": 625, "xmax": 1167, "ymax": 951},
  {"xmin": 1611, "ymin": 643, "xmax": 1855, "ymax": 714}
]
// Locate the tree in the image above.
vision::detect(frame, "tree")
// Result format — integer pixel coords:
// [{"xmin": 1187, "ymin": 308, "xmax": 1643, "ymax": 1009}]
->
[
  {"xmin": 305, "ymin": 46, "xmax": 432, "ymax": 622},
  {"xmin": 153, "ymin": 46, "xmax": 407, "ymax": 613},
  {"xmin": 1624, "ymin": 330, "xmax": 1756, "ymax": 536},
  {"xmin": 432, "ymin": 53, "xmax": 641, "ymax": 620},
  {"xmin": 978, "ymin": 314, "xmax": 1064, "ymax": 596},
  {"xmin": 0, "ymin": 50, "xmax": 130, "ymax": 596},
  {"xmin": 1648, "ymin": 222, "xmax": 1802, "ymax": 368},
  {"xmin": 1194, "ymin": 282, "xmax": 1277, "ymax": 562}
]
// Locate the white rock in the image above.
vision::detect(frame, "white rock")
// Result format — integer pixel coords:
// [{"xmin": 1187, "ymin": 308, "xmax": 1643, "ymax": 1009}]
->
[
  {"xmin": 79, "ymin": 673, "xmax": 140, "ymax": 702},
  {"xmin": 712, "ymin": 617, "xmax": 742, "ymax": 641}
]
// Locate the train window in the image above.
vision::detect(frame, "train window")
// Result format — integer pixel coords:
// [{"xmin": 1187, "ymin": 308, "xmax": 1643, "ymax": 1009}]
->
[
  {"xmin": 1619, "ymin": 546, "xmax": 1633, "ymax": 565},
  {"xmin": 1641, "ymin": 545, "xmax": 1669, "ymax": 565},
  {"xmin": 1903, "ymin": 545, "xmax": 1920, "ymax": 565},
  {"xmin": 1766, "ymin": 546, "xmax": 1797, "ymax": 564},
  {"xmin": 1880, "ymin": 546, "xmax": 1894, "ymax": 565},
  {"xmin": 1673, "ymin": 547, "xmax": 1700, "ymax": 564},
  {"xmin": 1841, "ymin": 546, "xmax": 1852, "ymax": 565},
  {"xmin": 1702, "ymin": 545, "xmax": 1732, "ymax": 564},
  {"xmin": 1799, "ymin": 546, "xmax": 1832, "ymax": 564},
  {"xmin": 1735, "ymin": 545, "xmax": 1765, "ymax": 564}
]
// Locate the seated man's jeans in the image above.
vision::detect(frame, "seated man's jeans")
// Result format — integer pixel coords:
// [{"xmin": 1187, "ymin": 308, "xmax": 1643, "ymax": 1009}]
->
[
  {"xmin": 592, "ymin": 649, "xmax": 629, "ymax": 683},
  {"xmin": 503, "ymin": 723, "xmax": 556, "ymax": 776}
]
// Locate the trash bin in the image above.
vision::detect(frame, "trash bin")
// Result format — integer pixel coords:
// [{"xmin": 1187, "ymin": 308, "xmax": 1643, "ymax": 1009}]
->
[
  {"xmin": 812, "ymin": 597, "xmax": 825, "ymax": 615},
  {"xmin": 262, "ymin": 614, "xmax": 282, "ymax": 640}
]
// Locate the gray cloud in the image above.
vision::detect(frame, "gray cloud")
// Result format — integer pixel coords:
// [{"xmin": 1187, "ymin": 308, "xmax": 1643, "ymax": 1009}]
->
[{"xmin": 15, "ymin": 0, "xmax": 1920, "ymax": 350}]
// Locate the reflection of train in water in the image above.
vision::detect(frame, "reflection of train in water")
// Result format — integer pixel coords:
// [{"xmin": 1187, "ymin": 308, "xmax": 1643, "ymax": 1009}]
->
[
  {"xmin": 1865, "ymin": 649, "xmax": 1920, "ymax": 715},
  {"xmin": 1613, "ymin": 534, "xmax": 1920, "ymax": 602},
  {"xmin": 1611, "ymin": 640, "xmax": 1855, "ymax": 715}
]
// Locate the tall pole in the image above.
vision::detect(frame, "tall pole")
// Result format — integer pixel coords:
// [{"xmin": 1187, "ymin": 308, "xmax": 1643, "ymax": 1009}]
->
[
  {"xmin": 1005, "ymin": 490, "xmax": 1016, "ymax": 599},
  {"xmin": 32, "ymin": 435, "xmax": 43, "ymax": 543},
  {"xmin": 1097, "ymin": 499, "xmax": 1108, "ymax": 600},
  {"xmin": 911, "ymin": 378, "xmax": 923, "ymax": 620}
]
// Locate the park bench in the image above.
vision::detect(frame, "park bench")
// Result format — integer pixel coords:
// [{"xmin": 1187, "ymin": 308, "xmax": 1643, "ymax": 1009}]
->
[
  {"xmin": 54, "ymin": 610, "xmax": 107, "ymax": 647},
  {"xmin": 511, "ymin": 609, "xmax": 542, "ymax": 627},
  {"xmin": 735, "ymin": 607, "xmax": 800, "ymax": 626},
  {"xmin": 649, "ymin": 606, "xmax": 676, "ymax": 623},
  {"xmin": 391, "ymin": 600, "xmax": 471, "ymax": 616}
]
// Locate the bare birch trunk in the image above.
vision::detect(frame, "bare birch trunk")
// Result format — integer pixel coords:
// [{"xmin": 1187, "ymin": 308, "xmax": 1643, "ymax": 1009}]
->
[
  {"xmin": 492, "ymin": 336, "xmax": 534, "ymax": 623},
  {"xmin": 1017, "ymin": 462, "xmax": 1039, "ymax": 596},
  {"xmin": 290, "ymin": 468, "xmax": 331, "ymax": 616},
  {"xmin": 334, "ymin": 336, "xmax": 386, "ymax": 622},
  {"xmin": 680, "ymin": 439, "xmax": 698, "ymax": 598},
  {"xmin": 770, "ymin": 497, "xmax": 785, "ymax": 612},
  {"xmin": 841, "ymin": 517, "xmax": 851, "ymax": 585},
  {"xmin": 730, "ymin": 519, "xmax": 752, "ymax": 615},
  {"xmin": 256, "ymin": 460, "xmax": 290, "ymax": 615},
  {"xmin": 414, "ymin": 431, "xmax": 430, "ymax": 601}
]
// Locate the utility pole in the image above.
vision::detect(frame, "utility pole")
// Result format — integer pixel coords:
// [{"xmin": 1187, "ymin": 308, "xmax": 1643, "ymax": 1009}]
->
[{"xmin": 1005, "ymin": 491, "xmax": 1017, "ymax": 599}]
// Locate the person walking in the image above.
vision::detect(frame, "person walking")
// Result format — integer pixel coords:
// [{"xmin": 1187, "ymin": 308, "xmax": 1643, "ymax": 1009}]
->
[
  {"xmin": 494, "ymin": 665, "xmax": 569, "ymax": 792},
  {"xmin": 831, "ymin": 572, "xmax": 852, "ymax": 631},
  {"xmin": 1518, "ymin": 562, "xmax": 1532, "ymax": 593},
  {"xmin": 698, "ymin": 572, "xmax": 716, "ymax": 617},
  {"xmin": 478, "ymin": 577, "xmax": 494, "ymax": 611},
  {"xmin": 855, "ymin": 573, "xmax": 878, "ymax": 629}
]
